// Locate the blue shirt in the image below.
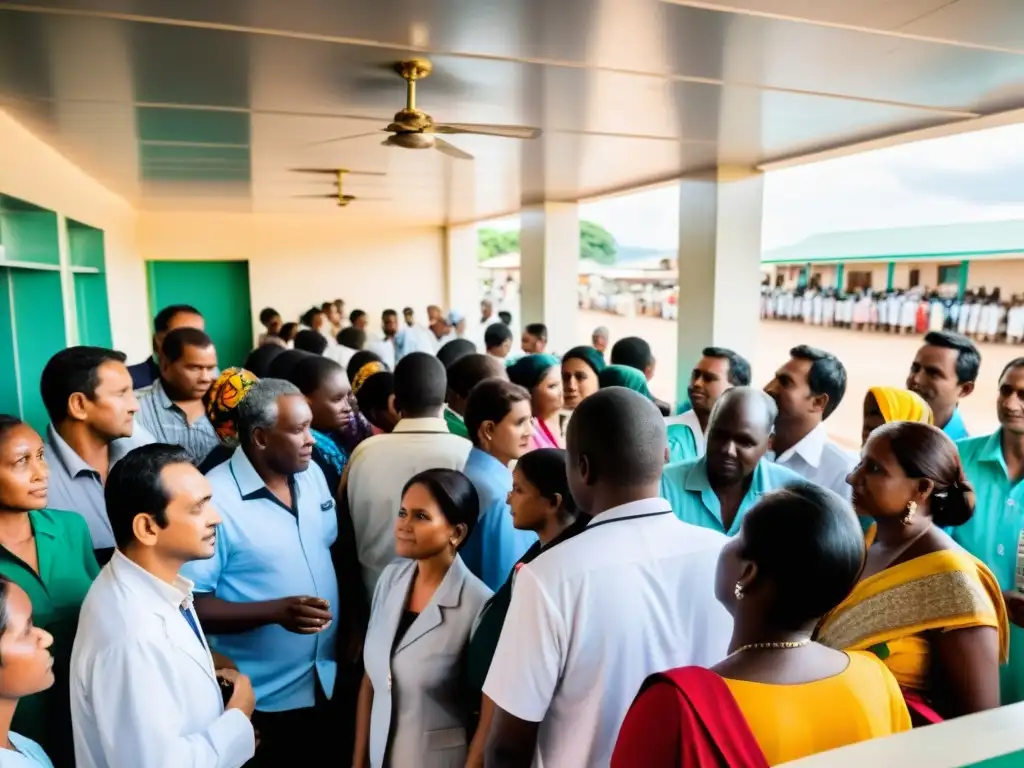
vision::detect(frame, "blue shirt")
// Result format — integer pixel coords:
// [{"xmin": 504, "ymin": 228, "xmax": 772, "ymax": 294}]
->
[
  {"xmin": 460, "ymin": 448, "xmax": 537, "ymax": 591},
  {"xmin": 660, "ymin": 456, "xmax": 806, "ymax": 536},
  {"xmin": 182, "ymin": 447, "xmax": 339, "ymax": 712},
  {"xmin": 955, "ymin": 430, "xmax": 1024, "ymax": 704},
  {"xmin": 6, "ymin": 733, "xmax": 53, "ymax": 767},
  {"xmin": 943, "ymin": 408, "xmax": 970, "ymax": 441}
]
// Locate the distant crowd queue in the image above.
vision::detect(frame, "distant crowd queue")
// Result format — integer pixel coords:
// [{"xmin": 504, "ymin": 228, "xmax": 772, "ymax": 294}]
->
[
  {"xmin": 1, "ymin": 293, "xmax": 1024, "ymax": 767},
  {"xmin": 762, "ymin": 285, "xmax": 1024, "ymax": 343}
]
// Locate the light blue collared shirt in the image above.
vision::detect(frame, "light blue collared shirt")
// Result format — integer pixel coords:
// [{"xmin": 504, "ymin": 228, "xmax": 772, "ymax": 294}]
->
[
  {"xmin": 955, "ymin": 430, "xmax": 1024, "ymax": 704},
  {"xmin": 136, "ymin": 379, "xmax": 220, "ymax": 465},
  {"xmin": 660, "ymin": 456, "xmax": 806, "ymax": 536},
  {"xmin": 943, "ymin": 408, "xmax": 970, "ymax": 441},
  {"xmin": 182, "ymin": 447, "xmax": 339, "ymax": 712},
  {"xmin": 460, "ymin": 448, "xmax": 537, "ymax": 591}
]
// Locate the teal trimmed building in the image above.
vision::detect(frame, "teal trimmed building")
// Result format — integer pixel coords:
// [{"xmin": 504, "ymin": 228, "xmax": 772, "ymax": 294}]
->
[{"xmin": 762, "ymin": 220, "xmax": 1024, "ymax": 299}]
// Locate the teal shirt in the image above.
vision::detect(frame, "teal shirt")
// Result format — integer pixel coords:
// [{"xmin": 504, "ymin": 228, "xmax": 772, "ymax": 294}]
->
[
  {"xmin": 955, "ymin": 430, "xmax": 1024, "ymax": 704},
  {"xmin": 660, "ymin": 456, "xmax": 807, "ymax": 536},
  {"xmin": 943, "ymin": 408, "xmax": 970, "ymax": 441},
  {"xmin": 667, "ymin": 423, "xmax": 700, "ymax": 465}
]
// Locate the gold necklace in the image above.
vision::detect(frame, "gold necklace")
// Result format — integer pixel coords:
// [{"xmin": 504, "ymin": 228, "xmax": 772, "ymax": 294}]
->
[{"xmin": 731, "ymin": 639, "xmax": 811, "ymax": 656}]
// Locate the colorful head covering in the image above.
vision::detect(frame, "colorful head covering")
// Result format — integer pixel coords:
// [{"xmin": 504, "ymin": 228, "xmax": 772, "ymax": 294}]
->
[
  {"xmin": 868, "ymin": 386, "xmax": 933, "ymax": 425},
  {"xmin": 599, "ymin": 364, "xmax": 655, "ymax": 401},
  {"xmin": 351, "ymin": 361, "xmax": 386, "ymax": 396},
  {"xmin": 562, "ymin": 346, "xmax": 606, "ymax": 377},
  {"xmin": 204, "ymin": 367, "xmax": 259, "ymax": 446},
  {"xmin": 508, "ymin": 354, "xmax": 561, "ymax": 391}
]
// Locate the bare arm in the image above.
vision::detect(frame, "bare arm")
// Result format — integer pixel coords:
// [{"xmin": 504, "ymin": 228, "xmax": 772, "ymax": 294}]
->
[
  {"xmin": 466, "ymin": 695, "xmax": 496, "ymax": 768},
  {"xmin": 930, "ymin": 625, "xmax": 1001, "ymax": 717},
  {"xmin": 484, "ymin": 707, "xmax": 539, "ymax": 768},
  {"xmin": 352, "ymin": 673, "xmax": 373, "ymax": 768},
  {"xmin": 193, "ymin": 594, "xmax": 284, "ymax": 635}
]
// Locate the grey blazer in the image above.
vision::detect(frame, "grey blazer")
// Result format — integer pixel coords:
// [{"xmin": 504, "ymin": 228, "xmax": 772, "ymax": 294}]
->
[{"xmin": 364, "ymin": 556, "xmax": 492, "ymax": 768}]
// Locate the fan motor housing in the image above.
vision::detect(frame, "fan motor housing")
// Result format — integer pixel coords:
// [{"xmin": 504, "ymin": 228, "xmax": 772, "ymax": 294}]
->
[{"xmin": 389, "ymin": 132, "xmax": 435, "ymax": 150}]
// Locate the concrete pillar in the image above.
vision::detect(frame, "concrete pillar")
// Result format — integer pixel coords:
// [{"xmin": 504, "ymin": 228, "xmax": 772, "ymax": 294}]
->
[
  {"xmin": 443, "ymin": 156, "xmax": 479, "ymax": 342},
  {"xmin": 886, "ymin": 262, "xmax": 896, "ymax": 291},
  {"xmin": 519, "ymin": 202, "xmax": 579, "ymax": 355},
  {"xmin": 676, "ymin": 168, "xmax": 764, "ymax": 405}
]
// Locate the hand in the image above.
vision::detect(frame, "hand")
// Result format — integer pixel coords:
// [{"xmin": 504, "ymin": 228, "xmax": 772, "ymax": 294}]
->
[
  {"xmin": 218, "ymin": 668, "xmax": 256, "ymax": 718},
  {"xmin": 1004, "ymin": 590, "xmax": 1024, "ymax": 627},
  {"xmin": 275, "ymin": 596, "xmax": 333, "ymax": 634}
]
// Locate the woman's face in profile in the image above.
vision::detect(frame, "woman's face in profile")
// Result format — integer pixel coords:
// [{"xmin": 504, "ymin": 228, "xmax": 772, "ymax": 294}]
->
[
  {"xmin": 395, "ymin": 483, "xmax": 458, "ymax": 560},
  {"xmin": 847, "ymin": 433, "xmax": 915, "ymax": 521},
  {"xmin": 0, "ymin": 584, "xmax": 54, "ymax": 700}
]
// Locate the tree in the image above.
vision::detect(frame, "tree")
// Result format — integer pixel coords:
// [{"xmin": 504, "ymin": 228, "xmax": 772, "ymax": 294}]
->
[{"xmin": 476, "ymin": 220, "xmax": 617, "ymax": 264}]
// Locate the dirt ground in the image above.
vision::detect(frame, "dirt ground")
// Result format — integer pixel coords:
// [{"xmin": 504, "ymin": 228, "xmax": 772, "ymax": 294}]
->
[{"xmin": 578, "ymin": 310, "xmax": 1017, "ymax": 449}]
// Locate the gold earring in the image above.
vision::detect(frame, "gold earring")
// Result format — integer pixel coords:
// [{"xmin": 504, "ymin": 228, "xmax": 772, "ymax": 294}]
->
[
  {"xmin": 902, "ymin": 500, "xmax": 917, "ymax": 526},
  {"xmin": 734, "ymin": 583, "xmax": 744, "ymax": 600}
]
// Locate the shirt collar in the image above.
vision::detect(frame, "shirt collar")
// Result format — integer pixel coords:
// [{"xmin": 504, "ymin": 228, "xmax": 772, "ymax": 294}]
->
[
  {"xmin": 110, "ymin": 550, "xmax": 195, "ymax": 612},
  {"xmin": 228, "ymin": 446, "xmax": 272, "ymax": 498},
  {"xmin": 45, "ymin": 424, "xmax": 99, "ymax": 478},
  {"xmin": 942, "ymin": 408, "xmax": 970, "ymax": 440},
  {"xmin": 445, "ymin": 406, "xmax": 464, "ymax": 424},
  {"xmin": 150, "ymin": 379, "xmax": 176, "ymax": 411},
  {"xmin": 468, "ymin": 446, "xmax": 513, "ymax": 480},
  {"xmin": 979, "ymin": 429, "xmax": 1006, "ymax": 466},
  {"xmin": 775, "ymin": 422, "xmax": 828, "ymax": 468},
  {"xmin": 27, "ymin": 510, "xmax": 59, "ymax": 541},
  {"xmin": 588, "ymin": 497, "xmax": 672, "ymax": 526},
  {"xmin": 393, "ymin": 417, "xmax": 450, "ymax": 433}
]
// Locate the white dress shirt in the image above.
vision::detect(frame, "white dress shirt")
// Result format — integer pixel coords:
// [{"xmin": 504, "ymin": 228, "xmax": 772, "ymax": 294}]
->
[
  {"xmin": 70, "ymin": 552, "xmax": 255, "ymax": 768},
  {"xmin": 482, "ymin": 498, "xmax": 732, "ymax": 768},
  {"xmin": 768, "ymin": 422, "xmax": 857, "ymax": 501}
]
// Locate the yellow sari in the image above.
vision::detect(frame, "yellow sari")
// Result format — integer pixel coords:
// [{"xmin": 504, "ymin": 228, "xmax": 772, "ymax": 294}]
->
[{"xmin": 817, "ymin": 550, "xmax": 1008, "ymax": 693}]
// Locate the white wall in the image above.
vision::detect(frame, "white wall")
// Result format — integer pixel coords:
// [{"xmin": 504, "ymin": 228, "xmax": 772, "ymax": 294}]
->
[
  {"xmin": 136, "ymin": 212, "xmax": 446, "ymax": 342},
  {"xmin": 0, "ymin": 110, "xmax": 148, "ymax": 357}
]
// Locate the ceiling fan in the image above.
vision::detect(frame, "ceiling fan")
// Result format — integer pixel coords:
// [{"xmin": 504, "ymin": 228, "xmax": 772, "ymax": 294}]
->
[
  {"xmin": 290, "ymin": 168, "xmax": 390, "ymax": 207},
  {"xmin": 313, "ymin": 59, "xmax": 542, "ymax": 161}
]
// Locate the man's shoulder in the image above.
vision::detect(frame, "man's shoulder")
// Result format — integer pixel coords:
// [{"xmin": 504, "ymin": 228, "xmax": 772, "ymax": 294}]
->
[{"xmin": 957, "ymin": 432, "xmax": 993, "ymax": 462}]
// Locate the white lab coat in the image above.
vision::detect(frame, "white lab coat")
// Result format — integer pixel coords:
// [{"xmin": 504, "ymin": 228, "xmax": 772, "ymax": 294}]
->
[{"xmin": 70, "ymin": 552, "xmax": 255, "ymax": 768}]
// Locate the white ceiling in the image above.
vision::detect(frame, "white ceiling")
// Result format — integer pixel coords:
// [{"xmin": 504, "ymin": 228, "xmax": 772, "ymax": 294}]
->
[{"xmin": 1, "ymin": 0, "xmax": 1022, "ymax": 226}]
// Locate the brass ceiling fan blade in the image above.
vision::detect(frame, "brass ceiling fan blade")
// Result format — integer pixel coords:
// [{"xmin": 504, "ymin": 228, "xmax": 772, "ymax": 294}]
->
[
  {"xmin": 290, "ymin": 168, "xmax": 387, "ymax": 176},
  {"xmin": 304, "ymin": 132, "xmax": 385, "ymax": 147},
  {"xmin": 432, "ymin": 123, "xmax": 542, "ymax": 139},
  {"xmin": 434, "ymin": 138, "xmax": 474, "ymax": 161}
]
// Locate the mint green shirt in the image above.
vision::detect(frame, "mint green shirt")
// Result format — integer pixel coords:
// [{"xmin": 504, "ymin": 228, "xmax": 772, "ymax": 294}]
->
[
  {"xmin": 660, "ymin": 456, "xmax": 806, "ymax": 536},
  {"xmin": 955, "ymin": 430, "xmax": 1024, "ymax": 705}
]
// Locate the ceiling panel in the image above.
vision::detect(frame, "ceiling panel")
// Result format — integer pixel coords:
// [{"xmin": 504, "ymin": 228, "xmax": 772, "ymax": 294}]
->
[{"xmin": 1, "ymin": 0, "xmax": 1023, "ymax": 227}]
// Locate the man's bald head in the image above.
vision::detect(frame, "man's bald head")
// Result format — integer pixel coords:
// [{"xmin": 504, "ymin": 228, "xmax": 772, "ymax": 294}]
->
[
  {"xmin": 566, "ymin": 387, "xmax": 666, "ymax": 514},
  {"xmin": 705, "ymin": 387, "xmax": 778, "ymax": 485},
  {"xmin": 708, "ymin": 387, "xmax": 778, "ymax": 437}
]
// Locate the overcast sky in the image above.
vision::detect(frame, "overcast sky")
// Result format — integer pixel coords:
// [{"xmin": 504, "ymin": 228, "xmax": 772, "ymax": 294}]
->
[{"xmin": 488, "ymin": 123, "xmax": 1024, "ymax": 252}]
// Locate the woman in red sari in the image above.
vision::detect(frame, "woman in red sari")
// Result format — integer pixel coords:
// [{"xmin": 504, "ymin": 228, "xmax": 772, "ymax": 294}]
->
[{"xmin": 612, "ymin": 485, "xmax": 911, "ymax": 767}]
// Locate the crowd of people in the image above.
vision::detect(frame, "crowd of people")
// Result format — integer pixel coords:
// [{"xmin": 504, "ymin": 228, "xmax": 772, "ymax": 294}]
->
[
  {"xmin": 1, "ymin": 293, "xmax": 1023, "ymax": 767},
  {"xmin": 762, "ymin": 285, "xmax": 1024, "ymax": 344}
]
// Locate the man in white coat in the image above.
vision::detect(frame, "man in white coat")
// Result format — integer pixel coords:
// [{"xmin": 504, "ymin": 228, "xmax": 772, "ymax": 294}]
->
[{"xmin": 70, "ymin": 444, "xmax": 256, "ymax": 768}]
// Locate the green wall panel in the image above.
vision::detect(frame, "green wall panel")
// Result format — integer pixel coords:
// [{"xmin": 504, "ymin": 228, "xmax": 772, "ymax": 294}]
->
[
  {"xmin": 0, "ymin": 197, "xmax": 59, "ymax": 266},
  {"xmin": 146, "ymin": 260, "xmax": 253, "ymax": 371},
  {"xmin": 67, "ymin": 219, "xmax": 105, "ymax": 270},
  {"xmin": 74, "ymin": 273, "xmax": 112, "ymax": 348},
  {"xmin": 0, "ymin": 271, "xmax": 20, "ymax": 418},
  {"xmin": 11, "ymin": 270, "xmax": 66, "ymax": 431}
]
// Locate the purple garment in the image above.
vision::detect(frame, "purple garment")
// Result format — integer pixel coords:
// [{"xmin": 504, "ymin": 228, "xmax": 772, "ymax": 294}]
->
[{"xmin": 336, "ymin": 393, "xmax": 375, "ymax": 454}]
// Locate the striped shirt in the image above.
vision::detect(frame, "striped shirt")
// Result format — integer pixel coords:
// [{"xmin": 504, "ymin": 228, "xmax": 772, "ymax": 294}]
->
[
  {"xmin": 136, "ymin": 379, "xmax": 220, "ymax": 465},
  {"xmin": 44, "ymin": 421, "xmax": 155, "ymax": 550}
]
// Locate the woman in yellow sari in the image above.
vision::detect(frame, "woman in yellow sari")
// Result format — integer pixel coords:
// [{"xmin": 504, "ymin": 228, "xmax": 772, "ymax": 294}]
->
[
  {"xmin": 818, "ymin": 421, "xmax": 1008, "ymax": 724},
  {"xmin": 862, "ymin": 385, "xmax": 932, "ymax": 446}
]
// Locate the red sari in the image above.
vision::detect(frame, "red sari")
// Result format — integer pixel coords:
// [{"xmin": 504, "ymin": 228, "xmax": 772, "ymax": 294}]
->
[{"xmin": 612, "ymin": 667, "xmax": 769, "ymax": 768}]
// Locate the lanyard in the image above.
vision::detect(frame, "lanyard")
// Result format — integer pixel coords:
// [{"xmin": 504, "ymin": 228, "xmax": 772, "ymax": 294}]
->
[{"xmin": 584, "ymin": 510, "xmax": 673, "ymax": 532}]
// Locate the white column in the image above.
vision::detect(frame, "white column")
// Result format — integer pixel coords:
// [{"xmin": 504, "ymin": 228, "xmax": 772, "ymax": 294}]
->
[
  {"xmin": 519, "ymin": 201, "xmax": 579, "ymax": 355},
  {"xmin": 676, "ymin": 168, "xmax": 764, "ymax": 404},
  {"xmin": 443, "ymin": 224, "xmax": 480, "ymax": 342},
  {"xmin": 443, "ymin": 156, "xmax": 480, "ymax": 342}
]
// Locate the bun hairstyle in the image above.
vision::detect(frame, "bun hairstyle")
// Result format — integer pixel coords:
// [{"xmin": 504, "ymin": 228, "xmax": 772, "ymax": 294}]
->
[{"xmin": 878, "ymin": 421, "xmax": 975, "ymax": 527}]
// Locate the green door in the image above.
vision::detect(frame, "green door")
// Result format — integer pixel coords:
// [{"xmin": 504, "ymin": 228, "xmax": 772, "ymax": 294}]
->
[{"xmin": 146, "ymin": 261, "xmax": 252, "ymax": 371}]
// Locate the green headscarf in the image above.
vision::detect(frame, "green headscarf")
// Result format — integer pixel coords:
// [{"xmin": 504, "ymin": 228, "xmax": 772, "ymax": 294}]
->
[
  {"xmin": 508, "ymin": 353, "xmax": 561, "ymax": 391},
  {"xmin": 562, "ymin": 346, "xmax": 606, "ymax": 376},
  {"xmin": 599, "ymin": 364, "xmax": 655, "ymax": 401}
]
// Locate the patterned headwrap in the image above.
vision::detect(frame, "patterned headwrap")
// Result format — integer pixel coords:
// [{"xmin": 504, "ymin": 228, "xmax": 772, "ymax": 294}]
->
[
  {"xmin": 204, "ymin": 367, "xmax": 258, "ymax": 446},
  {"xmin": 351, "ymin": 361, "xmax": 386, "ymax": 396}
]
